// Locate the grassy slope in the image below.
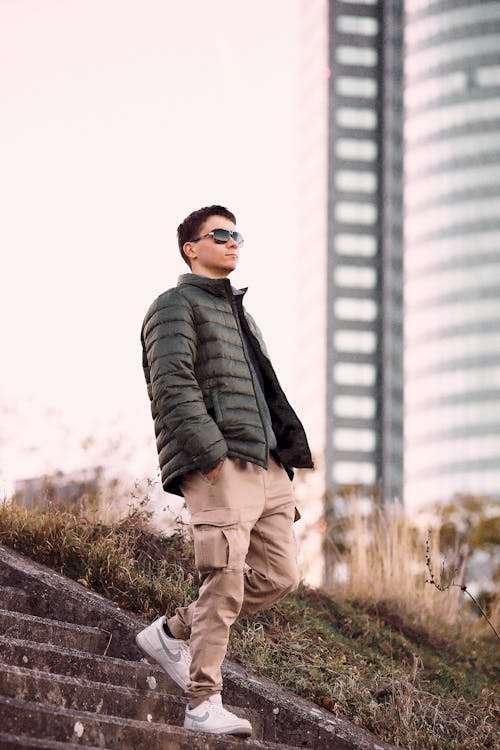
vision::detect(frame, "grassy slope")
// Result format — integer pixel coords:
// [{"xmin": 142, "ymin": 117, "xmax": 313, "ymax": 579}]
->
[{"xmin": 0, "ymin": 502, "xmax": 498, "ymax": 750}]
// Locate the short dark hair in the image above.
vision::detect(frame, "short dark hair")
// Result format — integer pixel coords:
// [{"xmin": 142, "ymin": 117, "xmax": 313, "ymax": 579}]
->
[{"xmin": 177, "ymin": 205, "xmax": 236, "ymax": 268}]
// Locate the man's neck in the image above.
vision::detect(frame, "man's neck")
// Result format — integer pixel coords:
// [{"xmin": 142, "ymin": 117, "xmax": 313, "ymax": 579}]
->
[{"xmin": 192, "ymin": 272, "xmax": 231, "ymax": 280}]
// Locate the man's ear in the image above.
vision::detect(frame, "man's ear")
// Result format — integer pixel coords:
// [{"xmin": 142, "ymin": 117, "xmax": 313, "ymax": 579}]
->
[{"xmin": 183, "ymin": 242, "xmax": 197, "ymax": 262}]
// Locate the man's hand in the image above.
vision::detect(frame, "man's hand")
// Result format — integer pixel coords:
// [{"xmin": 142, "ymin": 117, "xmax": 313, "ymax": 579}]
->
[{"xmin": 205, "ymin": 460, "xmax": 225, "ymax": 482}]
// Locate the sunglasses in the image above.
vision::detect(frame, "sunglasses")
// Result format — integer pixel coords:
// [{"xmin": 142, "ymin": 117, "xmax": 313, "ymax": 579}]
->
[{"xmin": 189, "ymin": 228, "xmax": 244, "ymax": 247}]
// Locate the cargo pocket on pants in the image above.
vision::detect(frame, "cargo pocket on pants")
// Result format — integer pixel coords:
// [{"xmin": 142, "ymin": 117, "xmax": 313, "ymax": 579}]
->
[
  {"xmin": 192, "ymin": 524, "xmax": 245, "ymax": 572},
  {"xmin": 191, "ymin": 508, "xmax": 243, "ymax": 572},
  {"xmin": 192, "ymin": 525, "xmax": 229, "ymax": 571}
]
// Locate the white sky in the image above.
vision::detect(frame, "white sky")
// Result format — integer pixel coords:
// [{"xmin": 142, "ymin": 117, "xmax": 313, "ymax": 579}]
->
[{"xmin": 0, "ymin": 0, "xmax": 304, "ymax": 490}]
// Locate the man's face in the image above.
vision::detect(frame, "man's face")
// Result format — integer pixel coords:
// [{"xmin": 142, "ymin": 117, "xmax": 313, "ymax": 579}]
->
[{"xmin": 184, "ymin": 214, "xmax": 239, "ymax": 278}]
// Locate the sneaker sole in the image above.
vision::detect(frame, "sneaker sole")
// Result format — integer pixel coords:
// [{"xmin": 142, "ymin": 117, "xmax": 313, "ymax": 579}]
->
[{"xmin": 184, "ymin": 725, "xmax": 252, "ymax": 737}]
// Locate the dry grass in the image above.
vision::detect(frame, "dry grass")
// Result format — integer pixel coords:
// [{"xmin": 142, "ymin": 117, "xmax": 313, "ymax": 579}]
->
[
  {"xmin": 230, "ymin": 587, "xmax": 499, "ymax": 750},
  {"xmin": 0, "ymin": 497, "xmax": 197, "ymax": 619},
  {"xmin": 0, "ymin": 494, "xmax": 498, "ymax": 750},
  {"xmin": 322, "ymin": 496, "xmax": 499, "ymax": 640}
]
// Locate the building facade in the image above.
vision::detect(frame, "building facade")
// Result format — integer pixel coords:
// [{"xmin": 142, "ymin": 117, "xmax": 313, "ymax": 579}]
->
[
  {"xmin": 404, "ymin": 0, "xmax": 500, "ymax": 508},
  {"xmin": 326, "ymin": 0, "xmax": 405, "ymax": 504}
]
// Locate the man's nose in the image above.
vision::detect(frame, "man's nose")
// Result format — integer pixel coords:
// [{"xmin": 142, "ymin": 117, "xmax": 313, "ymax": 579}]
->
[{"xmin": 227, "ymin": 235, "xmax": 238, "ymax": 248}]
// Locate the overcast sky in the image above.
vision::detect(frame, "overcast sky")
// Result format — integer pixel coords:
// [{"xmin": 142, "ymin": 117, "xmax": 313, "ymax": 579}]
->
[{"xmin": 0, "ymin": 0, "xmax": 305, "ymax": 491}]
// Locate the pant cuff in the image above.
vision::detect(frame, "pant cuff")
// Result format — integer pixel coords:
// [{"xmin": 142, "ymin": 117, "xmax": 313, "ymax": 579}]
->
[{"xmin": 166, "ymin": 615, "xmax": 190, "ymax": 641}]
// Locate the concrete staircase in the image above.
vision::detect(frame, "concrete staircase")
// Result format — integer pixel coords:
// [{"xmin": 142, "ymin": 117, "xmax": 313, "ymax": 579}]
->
[{"xmin": 0, "ymin": 545, "xmax": 395, "ymax": 750}]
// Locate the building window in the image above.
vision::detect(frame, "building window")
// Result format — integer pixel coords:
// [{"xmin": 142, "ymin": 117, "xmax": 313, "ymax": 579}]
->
[
  {"xmin": 406, "ymin": 131, "xmax": 500, "ymax": 177},
  {"xmin": 336, "ymin": 138, "xmax": 377, "ymax": 161},
  {"xmin": 407, "ymin": 333, "xmax": 500, "ymax": 377},
  {"xmin": 334, "ymin": 362, "xmax": 376, "ymax": 386},
  {"xmin": 405, "ymin": 71, "xmax": 466, "ymax": 111},
  {"xmin": 336, "ymin": 201, "xmax": 377, "ymax": 225},
  {"xmin": 406, "ymin": 471, "xmax": 500, "ymax": 507},
  {"xmin": 405, "ymin": 362, "xmax": 500, "ymax": 407},
  {"xmin": 406, "ymin": 34, "xmax": 500, "ymax": 79},
  {"xmin": 337, "ymin": 15, "xmax": 379, "ymax": 36},
  {"xmin": 405, "ymin": 262, "xmax": 500, "ymax": 308},
  {"xmin": 340, "ymin": 0, "xmax": 378, "ymax": 5},
  {"xmin": 335, "ymin": 233, "xmax": 377, "ymax": 256},
  {"xmin": 336, "ymin": 45, "xmax": 378, "ymax": 67},
  {"xmin": 406, "ymin": 197, "xmax": 500, "ymax": 241},
  {"xmin": 406, "ymin": 298, "xmax": 500, "ymax": 342},
  {"xmin": 334, "ymin": 428, "xmax": 376, "ymax": 451},
  {"xmin": 336, "ymin": 170, "xmax": 377, "ymax": 193},
  {"xmin": 333, "ymin": 461, "xmax": 376, "ymax": 484},
  {"xmin": 335, "ymin": 297, "xmax": 378, "ymax": 322},
  {"xmin": 334, "ymin": 395, "xmax": 376, "ymax": 419},
  {"xmin": 406, "ymin": 399, "xmax": 500, "ymax": 441},
  {"xmin": 334, "ymin": 329, "xmax": 377, "ymax": 353},
  {"xmin": 406, "ymin": 164, "xmax": 500, "ymax": 209},
  {"xmin": 406, "ymin": 4, "xmax": 500, "ymax": 47},
  {"xmin": 477, "ymin": 64, "xmax": 500, "ymax": 87},
  {"xmin": 406, "ymin": 435, "xmax": 500, "ymax": 476},
  {"xmin": 336, "ymin": 76, "xmax": 377, "ymax": 98},
  {"xmin": 335, "ymin": 265, "xmax": 376, "ymax": 288},
  {"xmin": 406, "ymin": 0, "xmax": 443, "ymax": 11},
  {"xmin": 406, "ymin": 98, "xmax": 500, "ymax": 143},
  {"xmin": 405, "ymin": 230, "xmax": 500, "ymax": 273},
  {"xmin": 337, "ymin": 107, "xmax": 377, "ymax": 130}
]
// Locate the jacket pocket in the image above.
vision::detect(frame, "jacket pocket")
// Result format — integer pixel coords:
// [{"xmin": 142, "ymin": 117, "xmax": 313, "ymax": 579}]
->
[
  {"xmin": 211, "ymin": 390, "xmax": 224, "ymax": 424},
  {"xmin": 203, "ymin": 390, "xmax": 224, "ymax": 425}
]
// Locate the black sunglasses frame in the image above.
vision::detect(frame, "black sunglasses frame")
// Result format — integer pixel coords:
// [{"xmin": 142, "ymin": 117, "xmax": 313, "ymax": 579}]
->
[{"xmin": 188, "ymin": 228, "xmax": 244, "ymax": 247}]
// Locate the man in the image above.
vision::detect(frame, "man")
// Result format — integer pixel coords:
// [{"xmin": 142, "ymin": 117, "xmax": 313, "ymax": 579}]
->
[{"xmin": 136, "ymin": 205, "xmax": 313, "ymax": 737}]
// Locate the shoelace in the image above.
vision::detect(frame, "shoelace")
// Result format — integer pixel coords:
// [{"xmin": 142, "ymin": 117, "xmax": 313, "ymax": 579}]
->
[{"xmin": 203, "ymin": 697, "xmax": 236, "ymax": 719}]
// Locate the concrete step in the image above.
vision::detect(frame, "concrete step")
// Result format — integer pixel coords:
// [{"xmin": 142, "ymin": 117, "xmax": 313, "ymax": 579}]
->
[
  {"xmin": 0, "ymin": 546, "xmax": 397, "ymax": 750},
  {"xmin": 0, "ymin": 663, "xmax": 265, "ymax": 740},
  {"xmin": 0, "ymin": 696, "xmax": 299, "ymax": 750},
  {"xmin": 0, "ymin": 635, "xmax": 393, "ymax": 749},
  {"xmin": 0, "ymin": 586, "xmax": 31, "ymax": 614},
  {"xmin": 0, "ymin": 547, "xmax": 150, "ymax": 663},
  {"xmin": 0, "ymin": 662, "xmax": 185, "ymax": 726},
  {"xmin": 0, "ymin": 610, "xmax": 109, "ymax": 655},
  {"xmin": 0, "ymin": 734, "xmax": 102, "ymax": 750},
  {"xmin": 0, "ymin": 635, "xmax": 177, "ymax": 693}
]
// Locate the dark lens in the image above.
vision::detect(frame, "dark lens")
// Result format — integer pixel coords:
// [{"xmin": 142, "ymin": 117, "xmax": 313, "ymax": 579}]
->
[
  {"xmin": 233, "ymin": 232, "xmax": 244, "ymax": 246},
  {"xmin": 212, "ymin": 229, "xmax": 230, "ymax": 244}
]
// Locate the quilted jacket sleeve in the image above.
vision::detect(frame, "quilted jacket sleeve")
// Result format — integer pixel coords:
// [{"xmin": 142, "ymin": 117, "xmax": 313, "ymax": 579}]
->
[{"xmin": 141, "ymin": 291, "xmax": 228, "ymax": 473}]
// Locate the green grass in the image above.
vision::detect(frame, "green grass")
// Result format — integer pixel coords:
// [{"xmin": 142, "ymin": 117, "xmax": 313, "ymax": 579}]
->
[{"xmin": 0, "ymin": 499, "xmax": 498, "ymax": 750}]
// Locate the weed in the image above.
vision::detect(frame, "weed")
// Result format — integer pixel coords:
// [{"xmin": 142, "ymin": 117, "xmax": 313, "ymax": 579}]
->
[{"xmin": 0, "ymin": 495, "xmax": 498, "ymax": 750}]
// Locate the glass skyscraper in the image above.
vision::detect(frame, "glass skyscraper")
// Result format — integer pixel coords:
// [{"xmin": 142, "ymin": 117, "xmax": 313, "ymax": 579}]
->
[
  {"xmin": 326, "ymin": 0, "xmax": 404, "ymax": 504},
  {"xmin": 404, "ymin": 0, "xmax": 500, "ymax": 508},
  {"xmin": 298, "ymin": 0, "xmax": 500, "ymax": 534}
]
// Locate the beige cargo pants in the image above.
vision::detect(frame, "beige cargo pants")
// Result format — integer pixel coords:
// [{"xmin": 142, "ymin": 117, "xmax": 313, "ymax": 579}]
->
[{"xmin": 167, "ymin": 456, "xmax": 299, "ymax": 706}]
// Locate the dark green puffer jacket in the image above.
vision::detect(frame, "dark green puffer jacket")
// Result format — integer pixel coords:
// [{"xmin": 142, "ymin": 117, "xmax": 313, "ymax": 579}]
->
[{"xmin": 141, "ymin": 273, "xmax": 313, "ymax": 496}]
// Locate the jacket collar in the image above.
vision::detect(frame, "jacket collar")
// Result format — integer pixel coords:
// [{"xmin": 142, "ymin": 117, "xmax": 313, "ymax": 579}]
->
[{"xmin": 178, "ymin": 273, "xmax": 248, "ymax": 299}]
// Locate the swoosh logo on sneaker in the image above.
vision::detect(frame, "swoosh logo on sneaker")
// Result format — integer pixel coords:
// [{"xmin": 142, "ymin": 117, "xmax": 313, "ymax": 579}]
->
[
  {"xmin": 158, "ymin": 630, "xmax": 182, "ymax": 663},
  {"xmin": 188, "ymin": 711, "xmax": 210, "ymax": 723}
]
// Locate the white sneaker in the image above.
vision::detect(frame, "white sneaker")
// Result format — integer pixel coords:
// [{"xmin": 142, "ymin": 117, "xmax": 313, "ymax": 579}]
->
[
  {"xmin": 135, "ymin": 615, "xmax": 191, "ymax": 690},
  {"xmin": 184, "ymin": 694, "xmax": 252, "ymax": 736}
]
